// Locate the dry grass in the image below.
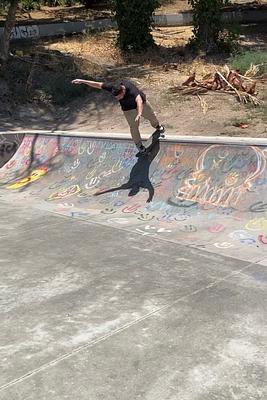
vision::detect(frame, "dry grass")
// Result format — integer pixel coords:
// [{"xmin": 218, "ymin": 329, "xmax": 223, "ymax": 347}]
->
[
  {"xmin": 0, "ymin": 4, "xmax": 113, "ymax": 23},
  {"xmin": 43, "ymin": 27, "xmax": 229, "ymax": 97},
  {"xmin": 45, "ymin": 27, "xmax": 193, "ymax": 70},
  {"xmin": 45, "ymin": 31, "xmax": 123, "ymax": 75}
]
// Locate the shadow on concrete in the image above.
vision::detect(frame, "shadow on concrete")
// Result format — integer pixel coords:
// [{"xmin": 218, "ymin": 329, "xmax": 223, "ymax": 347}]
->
[{"xmin": 94, "ymin": 139, "xmax": 160, "ymax": 203}]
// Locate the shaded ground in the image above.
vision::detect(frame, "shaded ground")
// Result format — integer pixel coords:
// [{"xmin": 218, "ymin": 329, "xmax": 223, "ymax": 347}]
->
[{"xmin": 1, "ymin": 24, "xmax": 266, "ymax": 138}]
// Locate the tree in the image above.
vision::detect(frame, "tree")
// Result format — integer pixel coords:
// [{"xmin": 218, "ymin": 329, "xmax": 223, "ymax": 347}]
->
[
  {"xmin": 0, "ymin": 0, "xmax": 19, "ymax": 69},
  {"xmin": 188, "ymin": 0, "xmax": 233, "ymax": 53},
  {"xmin": 82, "ymin": 0, "xmax": 99, "ymax": 8},
  {"xmin": 114, "ymin": 0, "xmax": 160, "ymax": 52}
]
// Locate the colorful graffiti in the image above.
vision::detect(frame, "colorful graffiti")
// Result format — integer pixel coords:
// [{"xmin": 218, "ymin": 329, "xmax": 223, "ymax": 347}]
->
[
  {"xmin": 174, "ymin": 145, "xmax": 266, "ymax": 208},
  {"xmin": 7, "ymin": 167, "xmax": 48, "ymax": 189},
  {"xmin": 0, "ymin": 134, "xmax": 267, "ymax": 263},
  {"xmin": 48, "ymin": 184, "xmax": 81, "ymax": 200}
]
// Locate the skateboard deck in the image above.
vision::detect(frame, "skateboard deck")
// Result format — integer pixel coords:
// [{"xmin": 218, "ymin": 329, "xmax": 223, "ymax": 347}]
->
[{"xmin": 136, "ymin": 129, "xmax": 165, "ymax": 157}]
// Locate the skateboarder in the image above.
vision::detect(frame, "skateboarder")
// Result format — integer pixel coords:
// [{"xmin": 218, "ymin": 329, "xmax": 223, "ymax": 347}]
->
[{"xmin": 71, "ymin": 78, "xmax": 164, "ymax": 153}]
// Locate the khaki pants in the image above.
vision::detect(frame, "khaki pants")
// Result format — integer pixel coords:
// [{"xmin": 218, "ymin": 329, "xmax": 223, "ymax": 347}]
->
[{"xmin": 123, "ymin": 101, "xmax": 159, "ymax": 146}]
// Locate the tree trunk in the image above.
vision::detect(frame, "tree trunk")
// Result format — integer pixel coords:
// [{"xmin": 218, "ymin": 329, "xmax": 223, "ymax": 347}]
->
[{"xmin": 0, "ymin": 0, "xmax": 19, "ymax": 69}]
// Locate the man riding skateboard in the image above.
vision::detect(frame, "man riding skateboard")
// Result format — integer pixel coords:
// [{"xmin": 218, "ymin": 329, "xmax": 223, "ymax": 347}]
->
[{"xmin": 71, "ymin": 78, "xmax": 165, "ymax": 154}]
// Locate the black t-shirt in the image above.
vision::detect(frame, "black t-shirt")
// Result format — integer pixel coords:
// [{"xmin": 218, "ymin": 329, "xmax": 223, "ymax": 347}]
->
[{"xmin": 102, "ymin": 80, "xmax": 146, "ymax": 111}]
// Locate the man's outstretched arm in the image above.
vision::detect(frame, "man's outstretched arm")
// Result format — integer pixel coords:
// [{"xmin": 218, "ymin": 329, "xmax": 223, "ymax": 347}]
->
[{"xmin": 71, "ymin": 79, "xmax": 103, "ymax": 89}]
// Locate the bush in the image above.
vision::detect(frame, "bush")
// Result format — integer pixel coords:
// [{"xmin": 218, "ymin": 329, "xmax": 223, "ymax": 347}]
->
[
  {"xmin": 21, "ymin": 0, "xmax": 40, "ymax": 10},
  {"xmin": 229, "ymin": 50, "xmax": 267, "ymax": 75},
  {"xmin": 114, "ymin": 0, "xmax": 160, "ymax": 52},
  {"xmin": 188, "ymin": 0, "xmax": 236, "ymax": 54}
]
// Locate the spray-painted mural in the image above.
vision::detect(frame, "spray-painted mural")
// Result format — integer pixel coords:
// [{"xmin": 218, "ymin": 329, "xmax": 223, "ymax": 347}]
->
[{"xmin": 0, "ymin": 134, "xmax": 266, "ymax": 263}]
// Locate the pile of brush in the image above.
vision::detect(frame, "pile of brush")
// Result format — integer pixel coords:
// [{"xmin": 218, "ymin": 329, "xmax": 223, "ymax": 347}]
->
[{"xmin": 170, "ymin": 64, "xmax": 263, "ymax": 106}]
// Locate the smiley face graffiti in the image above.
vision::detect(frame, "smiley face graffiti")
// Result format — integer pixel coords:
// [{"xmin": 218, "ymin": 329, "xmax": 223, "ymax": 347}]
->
[
  {"xmin": 48, "ymin": 184, "xmax": 81, "ymax": 200},
  {"xmin": 7, "ymin": 167, "xmax": 48, "ymax": 189}
]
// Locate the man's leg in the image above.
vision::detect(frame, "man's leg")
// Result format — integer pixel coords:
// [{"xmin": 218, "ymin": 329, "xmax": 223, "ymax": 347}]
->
[
  {"xmin": 142, "ymin": 101, "xmax": 164, "ymax": 132},
  {"xmin": 123, "ymin": 110, "xmax": 144, "ymax": 151}
]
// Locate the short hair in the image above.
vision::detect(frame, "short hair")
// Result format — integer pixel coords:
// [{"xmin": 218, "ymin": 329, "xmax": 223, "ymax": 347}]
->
[{"xmin": 111, "ymin": 85, "xmax": 123, "ymax": 97}]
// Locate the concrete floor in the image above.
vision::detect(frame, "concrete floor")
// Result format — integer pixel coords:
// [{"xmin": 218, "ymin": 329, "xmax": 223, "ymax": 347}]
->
[{"xmin": 0, "ymin": 201, "xmax": 266, "ymax": 400}]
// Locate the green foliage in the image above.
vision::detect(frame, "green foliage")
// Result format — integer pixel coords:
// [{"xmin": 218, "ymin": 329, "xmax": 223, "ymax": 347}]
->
[
  {"xmin": 229, "ymin": 50, "xmax": 267, "ymax": 75},
  {"xmin": 21, "ymin": 0, "xmax": 77, "ymax": 7},
  {"xmin": 114, "ymin": 0, "xmax": 160, "ymax": 52},
  {"xmin": 57, "ymin": 0, "xmax": 77, "ymax": 6},
  {"xmin": 0, "ymin": 0, "xmax": 13, "ymax": 13},
  {"xmin": 188, "ymin": 0, "xmax": 237, "ymax": 54},
  {"xmin": 21, "ymin": 0, "xmax": 40, "ymax": 11}
]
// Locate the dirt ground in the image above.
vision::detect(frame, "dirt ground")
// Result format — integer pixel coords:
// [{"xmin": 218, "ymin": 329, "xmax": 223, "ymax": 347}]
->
[
  {"xmin": 1, "ymin": 1, "xmax": 267, "ymax": 24},
  {"xmin": 1, "ymin": 23, "xmax": 266, "ymax": 139},
  {"xmin": 157, "ymin": 0, "xmax": 267, "ymax": 13}
]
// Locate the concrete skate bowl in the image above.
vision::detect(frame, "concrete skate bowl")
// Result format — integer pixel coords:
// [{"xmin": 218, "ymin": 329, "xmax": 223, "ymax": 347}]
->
[{"xmin": 0, "ymin": 132, "xmax": 267, "ymax": 264}]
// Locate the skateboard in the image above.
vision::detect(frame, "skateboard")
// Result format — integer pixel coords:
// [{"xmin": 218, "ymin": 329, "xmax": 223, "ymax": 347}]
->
[{"xmin": 136, "ymin": 129, "xmax": 165, "ymax": 157}]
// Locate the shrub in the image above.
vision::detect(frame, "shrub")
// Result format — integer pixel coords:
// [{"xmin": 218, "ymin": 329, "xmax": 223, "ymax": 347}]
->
[
  {"xmin": 114, "ymin": 0, "xmax": 160, "ymax": 52},
  {"xmin": 188, "ymin": 0, "xmax": 236, "ymax": 54},
  {"xmin": 229, "ymin": 50, "xmax": 267, "ymax": 75},
  {"xmin": 21, "ymin": 0, "xmax": 40, "ymax": 10}
]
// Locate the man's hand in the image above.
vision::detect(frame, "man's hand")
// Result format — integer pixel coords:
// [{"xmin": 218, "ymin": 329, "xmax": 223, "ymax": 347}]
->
[
  {"xmin": 71, "ymin": 79, "xmax": 84, "ymax": 85},
  {"xmin": 135, "ymin": 114, "xmax": 142, "ymax": 123}
]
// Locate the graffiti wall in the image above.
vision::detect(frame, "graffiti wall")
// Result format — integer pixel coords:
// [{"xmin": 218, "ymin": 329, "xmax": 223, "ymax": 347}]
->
[
  {"xmin": 0, "ymin": 134, "xmax": 267, "ymax": 263},
  {"xmin": 10, "ymin": 25, "xmax": 39, "ymax": 40}
]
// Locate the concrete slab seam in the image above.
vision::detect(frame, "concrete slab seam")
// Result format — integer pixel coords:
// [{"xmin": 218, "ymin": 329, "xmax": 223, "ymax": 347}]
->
[{"xmin": 0, "ymin": 260, "xmax": 260, "ymax": 393}]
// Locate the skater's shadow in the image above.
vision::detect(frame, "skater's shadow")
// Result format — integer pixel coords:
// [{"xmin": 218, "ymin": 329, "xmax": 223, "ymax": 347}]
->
[{"xmin": 94, "ymin": 140, "xmax": 160, "ymax": 203}]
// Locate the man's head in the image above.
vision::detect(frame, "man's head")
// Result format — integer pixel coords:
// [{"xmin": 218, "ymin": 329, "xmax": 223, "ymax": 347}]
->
[{"xmin": 111, "ymin": 84, "xmax": 126, "ymax": 101}]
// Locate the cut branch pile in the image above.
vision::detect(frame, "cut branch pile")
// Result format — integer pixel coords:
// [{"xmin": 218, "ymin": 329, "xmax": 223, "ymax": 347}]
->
[{"xmin": 169, "ymin": 65, "xmax": 263, "ymax": 106}]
